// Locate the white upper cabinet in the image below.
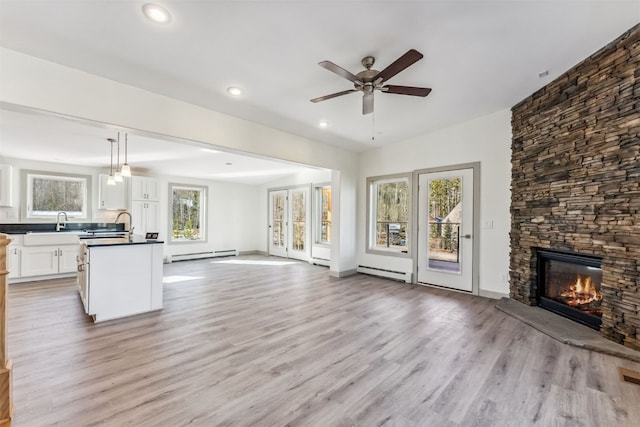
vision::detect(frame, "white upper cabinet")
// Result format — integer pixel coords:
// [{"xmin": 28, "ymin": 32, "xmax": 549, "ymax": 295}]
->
[
  {"xmin": 0, "ymin": 164, "xmax": 13, "ymax": 207},
  {"xmin": 131, "ymin": 176, "xmax": 159, "ymax": 201},
  {"xmin": 98, "ymin": 174, "xmax": 127, "ymax": 210}
]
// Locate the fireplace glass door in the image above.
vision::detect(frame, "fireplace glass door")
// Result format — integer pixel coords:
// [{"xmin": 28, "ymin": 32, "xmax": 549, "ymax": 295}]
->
[{"xmin": 537, "ymin": 250, "xmax": 603, "ymax": 330}]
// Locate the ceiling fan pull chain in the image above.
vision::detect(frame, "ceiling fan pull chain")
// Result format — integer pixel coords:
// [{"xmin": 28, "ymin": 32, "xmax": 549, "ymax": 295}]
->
[{"xmin": 371, "ymin": 112, "xmax": 375, "ymax": 141}]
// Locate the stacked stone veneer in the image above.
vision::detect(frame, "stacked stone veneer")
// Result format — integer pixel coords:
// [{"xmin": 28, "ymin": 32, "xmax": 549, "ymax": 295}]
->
[{"xmin": 510, "ymin": 24, "xmax": 640, "ymax": 351}]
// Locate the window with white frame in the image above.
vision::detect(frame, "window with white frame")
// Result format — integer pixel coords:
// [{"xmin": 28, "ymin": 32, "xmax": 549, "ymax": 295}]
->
[
  {"xmin": 24, "ymin": 171, "xmax": 90, "ymax": 219},
  {"xmin": 367, "ymin": 174, "xmax": 410, "ymax": 255},
  {"xmin": 315, "ymin": 185, "xmax": 331, "ymax": 244},
  {"xmin": 170, "ymin": 184, "xmax": 206, "ymax": 242}
]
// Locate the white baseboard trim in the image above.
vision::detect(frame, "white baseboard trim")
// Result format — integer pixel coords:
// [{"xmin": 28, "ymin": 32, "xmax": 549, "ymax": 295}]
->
[
  {"xmin": 479, "ymin": 289, "xmax": 509, "ymax": 300},
  {"xmin": 329, "ymin": 268, "xmax": 357, "ymax": 278},
  {"xmin": 238, "ymin": 250, "xmax": 260, "ymax": 256}
]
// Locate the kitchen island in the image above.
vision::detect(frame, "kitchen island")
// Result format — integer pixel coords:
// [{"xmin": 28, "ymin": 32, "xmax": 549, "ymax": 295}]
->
[{"xmin": 78, "ymin": 236, "xmax": 163, "ymax": 322}]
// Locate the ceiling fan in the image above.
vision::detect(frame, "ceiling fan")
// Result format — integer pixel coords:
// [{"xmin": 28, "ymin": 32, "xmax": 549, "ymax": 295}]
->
[{"xmin": 310, "ymin": 49, "xmax": 432, "ymax": 115}]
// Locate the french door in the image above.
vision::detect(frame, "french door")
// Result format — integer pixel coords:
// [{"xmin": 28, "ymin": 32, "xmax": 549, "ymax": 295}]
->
[
  {"xmin": 268, "ymin": 190, "xmax": 288, "ymax": 258},
  {"xmin": 268, "ymin": 187, "xmax": 310, "ymax": 261},
  {"xmin": 417, "ymin": 167, "xmax": 474, "ymax": 292}
]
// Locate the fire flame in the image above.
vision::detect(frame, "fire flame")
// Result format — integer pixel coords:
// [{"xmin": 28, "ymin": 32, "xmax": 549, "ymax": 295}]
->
[{"xmin": 560, "ymin": 274, "xmax": 602, "ymax": 307}]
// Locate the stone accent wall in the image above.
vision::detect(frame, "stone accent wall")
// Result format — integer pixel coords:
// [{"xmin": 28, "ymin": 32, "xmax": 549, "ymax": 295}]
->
[{"xmin": 510, "ymin": 24, "xmax": 640, "ymax": 350}]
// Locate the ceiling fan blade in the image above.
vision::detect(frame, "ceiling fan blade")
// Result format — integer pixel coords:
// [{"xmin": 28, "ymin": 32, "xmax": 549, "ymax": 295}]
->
[
  {"xmin": 382, "ymin": 85, "xmax": 432, "ymax": 97},
  {"xmin": 375, "ymin": 49, "xmax": 424, "ymax": 83},
  {"xmin": 363, "ymin": 92, "xmax": 374, "ymax": 115},
  {"xmin": 310, "ymin": 89, "xmax": 358, "ymax": 103},
  {"xmin": 318, "ymin": 61, "xmax": 360, "ymax": 83}
]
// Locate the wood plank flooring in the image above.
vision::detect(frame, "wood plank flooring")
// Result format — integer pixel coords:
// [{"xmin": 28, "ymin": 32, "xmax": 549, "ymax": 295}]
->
[{"xmin": 7, "ymin": 255, "xmax": 640, "ymax": 426}]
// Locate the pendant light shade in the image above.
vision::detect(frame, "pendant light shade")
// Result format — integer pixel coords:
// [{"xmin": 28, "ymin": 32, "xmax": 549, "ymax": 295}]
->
[
  {"xmin": 120, "ymin": 163, "xmax": 131, "ymax": 177},
  {"xmin": 121, "ymin": 133, "xmax": 132, "ymax": 177}
]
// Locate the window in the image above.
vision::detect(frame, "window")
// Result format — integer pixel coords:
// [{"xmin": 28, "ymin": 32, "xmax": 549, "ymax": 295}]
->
[
  {"xmin": 170, "ymin": 184, "xmax": 206, "ymax": 242},
  {"xmin": 367, "ymin": 174, "xmax": 411, "ymax": 255},
  {"xmin": 291, "ymin": 191, "xmax": 306, "ymax": 251},
  {"xmin": 315, "ymin": 185, "xmax": 331, "ymax": 244},
  {"xmin": 23, "ymin": 171, "xmax": 90, "ymax": 219}
]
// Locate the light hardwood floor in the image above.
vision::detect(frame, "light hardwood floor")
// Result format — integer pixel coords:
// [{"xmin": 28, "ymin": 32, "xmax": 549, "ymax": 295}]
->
[{"xmin": 7, "ymin": 255, "xmax": 640, "ymax": 426}]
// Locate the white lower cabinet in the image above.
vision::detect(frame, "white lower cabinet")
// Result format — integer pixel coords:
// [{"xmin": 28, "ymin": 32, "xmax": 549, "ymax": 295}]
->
[
  {"xmin": 84, "ymin": 242, "xmax": 163, "ymax": 322},
  {"xmin": 21, "ymin": 244, "xmax": 78, "ymax": 278},
  {"xmin": 59, "ymin": 245, "xmax": 79, "ymax": 273}
]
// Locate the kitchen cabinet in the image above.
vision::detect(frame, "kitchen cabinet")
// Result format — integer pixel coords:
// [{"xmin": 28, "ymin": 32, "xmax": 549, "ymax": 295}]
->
[
  {"xmin": 131, "ymin": 200, "xmax": 160, "ymax": 237},
  {"xmin": 79, "ymin": 239, "xmax": 163, "ymax": 322},
  {"xmin": 131, "ymin": 176, "xmax": 159, "ymax": 201},
  {"xmin": 7, "ymin": 245, "xmax": 21, "ymax": 279},
  {"xmin": 21, "ymin": 244, "xmax": 78, "ymax": 277},
  {"xmin": 98, "ymin": 173, "xmax": 127, "ymax": 210},
  {"xmin": 0, "ymin": 164, "xmax": 12, "ymax": 207}
]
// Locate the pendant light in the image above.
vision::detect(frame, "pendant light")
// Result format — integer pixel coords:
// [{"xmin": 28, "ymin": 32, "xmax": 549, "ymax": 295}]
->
[
  {"xmin": 114, "ymin": 132, "xmax": 123, "ymax": 182},
  {"xmin": 107, "ymin": 138, "xmax": 116, "ymax": 185},
  {"xmin": 121, "ymin": 133, "xmax": 131, "ymax": 177}
]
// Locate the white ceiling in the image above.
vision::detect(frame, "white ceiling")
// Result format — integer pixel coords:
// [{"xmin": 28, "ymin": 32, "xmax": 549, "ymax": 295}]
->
[{"xmin": 0, "ymin": 1, "xmax": 638, "ymax": 177}]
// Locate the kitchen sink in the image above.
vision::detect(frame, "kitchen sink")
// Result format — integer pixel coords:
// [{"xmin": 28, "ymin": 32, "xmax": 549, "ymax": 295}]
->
[{"xmin": 23, "ymin": 231, "xmax": 83, "ymax": 246}]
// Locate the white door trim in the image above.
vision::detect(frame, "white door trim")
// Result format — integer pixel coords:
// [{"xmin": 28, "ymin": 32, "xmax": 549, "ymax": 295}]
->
[{"xmin": 412, "ymin": 162, "xmax": 480, "ymax": 295}]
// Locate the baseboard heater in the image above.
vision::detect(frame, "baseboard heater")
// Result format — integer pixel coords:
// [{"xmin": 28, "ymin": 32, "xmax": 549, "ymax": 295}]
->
[
  {"xmin": 312, "ymin": 257, "xmax": 330, "ymax": 267},
  {"xmin": 356, "ymin": 265, "xmax": 412, "ymax": 283},
  {"xmin": 168, "ymin": 250, "xmax": 238, "ymax": 263}
]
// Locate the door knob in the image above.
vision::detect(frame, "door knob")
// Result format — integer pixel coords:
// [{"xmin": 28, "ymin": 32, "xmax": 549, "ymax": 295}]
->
[{"xmin": 462, "ymin": 234, "xmax": 472, "ymax": 239}]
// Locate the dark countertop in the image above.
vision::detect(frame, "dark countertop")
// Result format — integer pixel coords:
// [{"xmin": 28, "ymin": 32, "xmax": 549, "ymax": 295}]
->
[
  {"xmin": 84, "ymin": 237, "xmax": 164, "ymax": 247},
  {"xmin": 0, "ymin": 223, "xmax": 125, "ymax": 235}
]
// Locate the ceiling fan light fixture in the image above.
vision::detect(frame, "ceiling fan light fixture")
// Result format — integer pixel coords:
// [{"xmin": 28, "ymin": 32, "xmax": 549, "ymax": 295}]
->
[
  {"xmin": 227, "ymin": 86, "xmax": 243, "ymax": 97},
  {"xmin": 311, "ymin": 49, "xmax": 430, "ymax": 115},
  {"xmin": 142, "ymin": 3, "xmax": 172, "ymax": 24}
]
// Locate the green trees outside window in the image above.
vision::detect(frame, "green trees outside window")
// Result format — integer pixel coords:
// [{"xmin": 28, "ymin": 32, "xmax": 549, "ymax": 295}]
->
[
  {"xmin": 24, "ymin": 172, "xmax": 89, "ymax": 218},
  {"xmin": 170, "ymin": 184, "xmax": 206, "ymax": 241},
  {"xmin": 368, "ymin": 175, "xmax": 410, "ymax": 254}
]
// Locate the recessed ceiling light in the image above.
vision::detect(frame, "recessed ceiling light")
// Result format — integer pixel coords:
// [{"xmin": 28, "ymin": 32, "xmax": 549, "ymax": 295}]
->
[
  {"xmin": 318, "ymin": 120, "xmax": 329, "ymax": 128},
  {"xmin": 201, "ymin": 148, "xmax": 220, "ymax": 154},
  {"xmin": 227, "ymin": 87, "xmax": 244, "ymax": 97},
  {"xmin": 142, "ymin": 4, "xmax": 171, "ymax": 24}
]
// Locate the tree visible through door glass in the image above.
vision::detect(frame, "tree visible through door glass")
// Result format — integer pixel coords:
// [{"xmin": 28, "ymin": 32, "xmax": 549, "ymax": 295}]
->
[{"xmin": 428, "ymin": 177, "xmax": 461, "ymax": 272}]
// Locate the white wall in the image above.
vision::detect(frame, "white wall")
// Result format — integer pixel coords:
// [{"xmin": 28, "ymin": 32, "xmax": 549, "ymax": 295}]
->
[
  {"xmin": 155, "ymin": 174, "xmax": 261, "ymax": 257},
  {"xmin": 0, "ymin": 156, "xmax": 262, "ymax": 259},
  {"xmin": 357, "ymin": 109, "xmax": 512, "ymax": 296}
]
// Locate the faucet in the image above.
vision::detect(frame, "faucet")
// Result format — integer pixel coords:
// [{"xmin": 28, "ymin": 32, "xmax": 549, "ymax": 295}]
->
[
  {"xmin": 56, "ymin": 211, "xmax": 68, "ymax": 231},
  {"xmin": 115, "ymin": 211, "xmax": 134, "ymax": 239}
]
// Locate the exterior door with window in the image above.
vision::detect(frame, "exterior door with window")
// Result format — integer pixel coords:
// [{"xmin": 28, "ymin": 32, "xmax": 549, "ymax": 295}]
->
[
  {"xmin": 268, "ymin": 188, "xmax": 310, "ymax": 260},
  {"xmin": 268, "ymin": 190, "xmax": 288, "ymax": 258},
  {"xmin": 287, "ymin": 187, "xmax": 309, "ymax": 261},
  {"xmin": 417, "ymin": 167, "xmax": 474, "ymax": 292}
]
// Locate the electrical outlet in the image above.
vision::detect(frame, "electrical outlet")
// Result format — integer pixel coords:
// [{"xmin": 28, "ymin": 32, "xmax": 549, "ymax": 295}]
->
[{"xmin": 483, "ymin": 220, "xmax": 494, "ymax": 229}]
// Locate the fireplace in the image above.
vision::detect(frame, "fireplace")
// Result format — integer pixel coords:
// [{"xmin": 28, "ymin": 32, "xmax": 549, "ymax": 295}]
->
[{"xmin": 536, "ymin": 249, "xmax": 603, "ymax": 330}]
